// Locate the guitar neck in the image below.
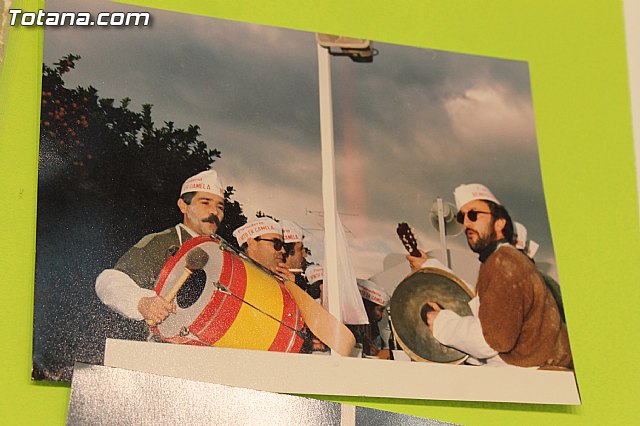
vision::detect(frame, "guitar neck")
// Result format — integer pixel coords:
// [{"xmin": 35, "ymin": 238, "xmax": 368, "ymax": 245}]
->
[{"xmin": 396, "ymin": 223, "xmax": 421, "ymax": 257}]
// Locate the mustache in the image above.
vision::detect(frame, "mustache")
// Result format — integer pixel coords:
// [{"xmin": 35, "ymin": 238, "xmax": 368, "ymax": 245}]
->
[{"xmin": 202, "ymin": 215, "xmax": 221, "ymax": 226}]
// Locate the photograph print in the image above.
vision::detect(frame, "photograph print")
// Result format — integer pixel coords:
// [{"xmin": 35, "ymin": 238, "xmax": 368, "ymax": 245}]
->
[{"xmin": 32, "ymin": 0, "xmax": 578, "ymax": 404}]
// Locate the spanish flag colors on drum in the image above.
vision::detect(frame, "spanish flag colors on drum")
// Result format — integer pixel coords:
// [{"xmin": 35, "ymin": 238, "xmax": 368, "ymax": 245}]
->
[{"xmin": 151, "ymin": 236, "xmax": 305, "ymax": 353}]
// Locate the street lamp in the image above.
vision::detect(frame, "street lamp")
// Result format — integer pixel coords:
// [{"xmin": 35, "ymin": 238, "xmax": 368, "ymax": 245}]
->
[
  {"xmin": 316, "ymin": 33, "xmax": 377, "ymax": 63},
  {"xmin": 316, "ymin": 35, "xmax": 374, "ymax": 348}
]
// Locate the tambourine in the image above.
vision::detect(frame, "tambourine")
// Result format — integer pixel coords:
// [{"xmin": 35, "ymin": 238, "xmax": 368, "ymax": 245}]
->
[{"xmin": 390, "ymin": 267, "xmax": 474, "ymax": 363}]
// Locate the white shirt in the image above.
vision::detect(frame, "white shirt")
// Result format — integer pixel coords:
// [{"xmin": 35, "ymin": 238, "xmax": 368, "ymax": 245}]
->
[
  {"xmin": 433, "ymin": 297, "xmax": 506, "ymax": 366},
  {"xmin": 95, "ymin": 224, "xmax": 198, "ymax": 321},
  {"xmin": 424, "ymin": 258, "xmax": 506, "ymax": 366}
]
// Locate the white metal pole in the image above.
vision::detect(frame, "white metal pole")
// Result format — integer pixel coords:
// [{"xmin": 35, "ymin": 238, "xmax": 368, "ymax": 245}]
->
[
  {"xmin": 317, "ymin": 45, "xmax": 343, "ymax": 336},
  {"xmin": 436, "ymin": 197, "xmax": 449, "ymax": 267}
]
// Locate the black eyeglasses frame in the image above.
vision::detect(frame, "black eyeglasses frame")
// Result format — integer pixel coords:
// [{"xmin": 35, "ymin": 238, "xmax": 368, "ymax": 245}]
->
[
  {"xmin": 456, "ymin": 209, "xmax": 492, "ymax": 224},
  {"xmin": 254, "ymin": 236, "xmax": 285, "ymax": 251}
]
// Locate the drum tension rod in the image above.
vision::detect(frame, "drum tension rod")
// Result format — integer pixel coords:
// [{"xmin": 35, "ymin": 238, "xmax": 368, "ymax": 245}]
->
[
  {"xmin": 213, "ymin": 281, "xmax": 307, "ymax": 339},
  {"xmin": 214, "ymin": 281, "xmax": 233, "ymax": 295}
]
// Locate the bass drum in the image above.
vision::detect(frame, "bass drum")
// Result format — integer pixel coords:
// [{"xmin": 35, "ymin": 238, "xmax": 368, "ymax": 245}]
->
[
  {"xmin": 390, "ymin": 267, "xmax": 474, "ymax": 364},
  {"xmin": 150, "ymin": 235, "xmax": 304, "ymax": 353}
]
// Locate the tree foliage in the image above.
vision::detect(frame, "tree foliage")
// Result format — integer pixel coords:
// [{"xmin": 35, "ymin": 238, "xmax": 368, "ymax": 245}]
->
[
  {"xmin": 38, "ymin": 54, "xmax": 246, "ymax": 238},
  {"xmin": 34, "ymin": 55, "xmax": 247, "ymax": 378}
]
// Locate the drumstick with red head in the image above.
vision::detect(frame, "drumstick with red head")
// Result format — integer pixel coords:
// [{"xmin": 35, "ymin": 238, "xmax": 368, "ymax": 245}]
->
[{"xmin": 146, "ymin": 247, "xmax": 209, "ymax": 326}]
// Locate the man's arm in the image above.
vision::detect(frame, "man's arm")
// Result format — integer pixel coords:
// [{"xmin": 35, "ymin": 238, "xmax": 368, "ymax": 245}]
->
[
  {"xmin": 95, "ymin": 269, "xmax": 157, "ymax": 320},
  {"xmin": 96, "ymin": 228, "xmax": 179, "ymax": 323},
  {"xmin": 96, "ymin": 269, "xmax": 176, "ymax": 323},
  {"xmin": 476, "ymin": 251, "xmax": 526, "ymax": 353},
  {"xmin": 406, "ymin": 250, "xmax": 455, "ymax": 272},
  {"xmin": 431, "ymin": 303, "xmax": 499, "ymax": 360}
]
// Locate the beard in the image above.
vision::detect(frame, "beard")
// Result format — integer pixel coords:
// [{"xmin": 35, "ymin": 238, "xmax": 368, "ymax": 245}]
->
[{"xmin": 466, "ymin": 227, "xmax": 497, "ymax": 254}]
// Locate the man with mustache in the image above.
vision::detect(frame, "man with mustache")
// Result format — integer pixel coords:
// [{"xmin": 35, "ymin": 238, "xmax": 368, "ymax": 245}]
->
[
  {"xmin": 407, "ymin": 184, "xmax": 572, "ymax": 368},
  {"xmin": 95, "ymin": 170, "xmax": 225, "ymax": 325}
]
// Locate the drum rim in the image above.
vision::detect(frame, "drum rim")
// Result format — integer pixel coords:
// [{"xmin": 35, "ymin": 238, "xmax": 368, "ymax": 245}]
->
[
  {"xmin": 403, "ymin": 266, "xmax": 475, "ymax": 298},
  {"xmin": 150, "ymin": 235, "xmax": 223, "ymax": 338},
  {"xmin": 153, "ymin": 235, "xmax": 218, "ymax": 296},
  {"xmin": 390, "ymin": 320, "xmax": 468, "ymax": 364}
]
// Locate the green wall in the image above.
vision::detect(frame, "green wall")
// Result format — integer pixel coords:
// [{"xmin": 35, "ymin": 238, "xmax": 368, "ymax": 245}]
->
[{"xmin": 1, "ymin": 0, "xmax": 638, "ymax": 423}]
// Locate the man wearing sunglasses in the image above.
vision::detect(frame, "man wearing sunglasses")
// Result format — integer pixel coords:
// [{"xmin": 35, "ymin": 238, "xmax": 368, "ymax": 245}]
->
[
  {"xmin": 281, "ymin": 220, "xmax": 319, "ymax": 297},
  {"xmin": 233, "ymin": 217, "xmax": 295, "ymax": 282},
  {"xmin": 281, "ymin": 220, "xmax": 308, "ymax": 272},
  {"xmin": 407, "ymin": 183, "xmax": 572, "ymax": 368},
  {"xmin": 96, "ymin": 169, "xmax": 226, "ymax": 327}
]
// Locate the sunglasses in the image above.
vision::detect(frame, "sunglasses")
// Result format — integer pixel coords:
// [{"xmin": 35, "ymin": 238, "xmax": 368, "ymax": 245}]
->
[
  {"xmin": 284, "ymin": 242, "xmax": 296, "ymax": 256},
  {"xmin": 255, "ymin": 237, "xmax": 285, "ymax": 251},
  {"xmin": 456, "ymin": 209, "xmax": 491, "ymax": 224}
]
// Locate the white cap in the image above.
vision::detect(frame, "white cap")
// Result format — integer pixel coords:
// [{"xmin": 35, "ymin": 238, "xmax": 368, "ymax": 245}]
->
[
  {"xmin": 454, "ymin": 183, "xmax": 500, "ymax": 211},
  {"xmin": 514, "ymin": 222, "xmax": 540, "ymax": 259},
  {"xmin": 305, "ymin": 264, "xmax": 323, "ymax": 284},
  {"xmin": 356, "ymin": 278, "xmax": 390, "ymax": 307},
  {"xmin": 180, "ymin": 170, "xmax": 224, "ymax": 198},
  {"xmin": 233, "ymin": 218, "xmax": 282, "ymax": 247},
  {"xmin": 514, "ymin": 222, "xmax": 528, "ymax": 250},
  {"xmin": 280, "ymin": 219, "xmax": 304, "ymax": 243},
  {"xmin": 526, "ymin": 241, "xmax": 540, "ymax": 259}
]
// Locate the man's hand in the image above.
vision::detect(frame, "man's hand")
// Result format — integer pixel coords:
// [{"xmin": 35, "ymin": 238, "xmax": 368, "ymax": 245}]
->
[
  {"xmin": 138, "ymin": 295, "xmax": 176, "ymax": 325},
  {"xmin": 406, "ymin": 249, "xmax": 428, "ymax": 272},
  {"xmin": 311, "ymin": 336, "xmax": 328, "ymax": 352},
  {"xmin": 271, "ymin": 263, "xmax": 296, "ymax": 282},
  {"xmin": 424, "ymin": 301, "xmax": 441, "ymax": 333},
  {"xmin": 364, "ymin": 341, "xmax": 380, "ymax": 357}
]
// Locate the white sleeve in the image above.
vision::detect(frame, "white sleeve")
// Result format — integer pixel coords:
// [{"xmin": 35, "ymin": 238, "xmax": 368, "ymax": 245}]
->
[
  {"xmin": 432, "ymin": 299, "xmax": 498, "ymax": 359},
  {"xmin": 95, "ymin": 269, "xmax": 157, "ymax": 321},
  {"xmin": 423, "ymin": 258, "xmax": 450, "ymax": 271}
]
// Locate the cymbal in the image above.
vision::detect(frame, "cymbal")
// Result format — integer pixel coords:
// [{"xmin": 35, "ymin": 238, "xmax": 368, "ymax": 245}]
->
[{"xmin": 390, "ymin": 267, "xmax": 473, "ymax": 363}]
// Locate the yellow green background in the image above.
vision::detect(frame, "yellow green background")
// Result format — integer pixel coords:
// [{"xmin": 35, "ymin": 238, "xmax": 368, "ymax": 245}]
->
[{"xmin": 1, "ymin": 0, "xmax": 638, "ymax": 424}]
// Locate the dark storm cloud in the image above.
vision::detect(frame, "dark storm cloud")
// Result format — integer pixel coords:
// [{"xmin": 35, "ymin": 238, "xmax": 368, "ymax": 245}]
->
[
  {"xmin": 329, "ymin": 40, "xmax": 556, "ymax": 272},
  {"xmin": 44, "ymin": 0, "xmax": 324, "ymax": 203},
  {"xmin": 45, "ymin": 1, "xmax": 320, "ymax": 138},
  {"xmin": 42, "ymin": 0, "xmax": 559, "ymax": 276}
]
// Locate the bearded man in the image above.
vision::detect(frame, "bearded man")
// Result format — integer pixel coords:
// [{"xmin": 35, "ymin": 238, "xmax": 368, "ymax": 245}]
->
[{"xmin": 407, "ymin": 184, "xmax": 572, "ymax": 368}]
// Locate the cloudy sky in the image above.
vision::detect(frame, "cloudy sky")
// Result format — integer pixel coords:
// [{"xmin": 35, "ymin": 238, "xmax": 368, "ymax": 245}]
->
[{"xmin": 43, "ymin": 0, "xmax": 557, "ymax": 282}]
